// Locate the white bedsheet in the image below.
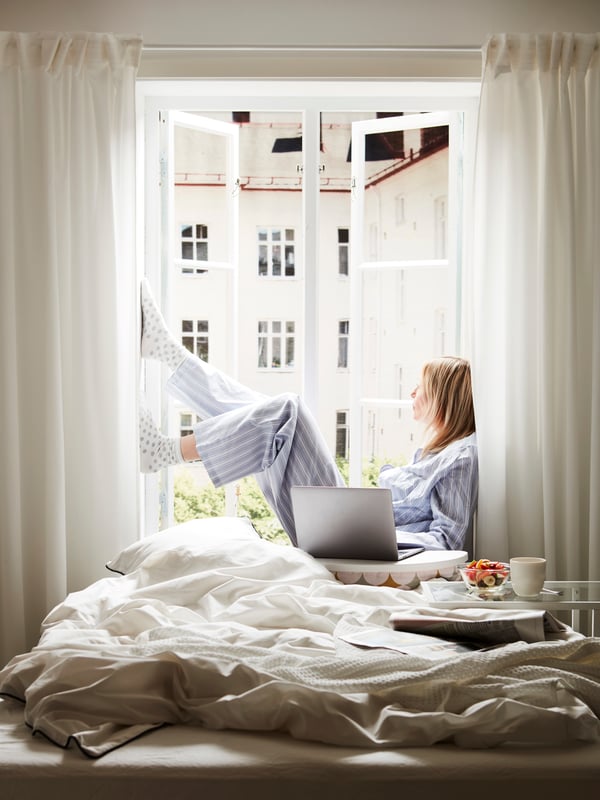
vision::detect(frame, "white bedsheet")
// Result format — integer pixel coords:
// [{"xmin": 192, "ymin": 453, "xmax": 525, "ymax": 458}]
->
[{"xmin": 1, "ymin": 518, "xmax": 599, "ymax": 757}]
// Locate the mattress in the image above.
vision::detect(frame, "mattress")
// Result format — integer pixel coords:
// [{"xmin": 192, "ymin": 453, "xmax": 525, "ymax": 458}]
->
[{"xmin": 2, "ymin": 696, "xmax": 600, "ymax": 800}]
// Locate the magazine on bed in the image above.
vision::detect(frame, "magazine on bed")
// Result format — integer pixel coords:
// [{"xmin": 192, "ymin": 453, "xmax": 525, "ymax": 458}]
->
[
  {"xmin": 339, "ymin": 607, "xmax": 567, "ymax": 659},
  {"xmin": 388, "ymin": 609, "xmax": 567, "ymax": 645}
]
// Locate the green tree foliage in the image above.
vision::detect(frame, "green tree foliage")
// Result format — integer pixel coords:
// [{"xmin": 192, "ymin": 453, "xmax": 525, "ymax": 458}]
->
[
  {"xmin": 173, "ymin": 469, "xmax": 288, "ymax": 544},
  {"xmin": 173, "ymin": 455, "xmax": 405, "ymax": 545}
]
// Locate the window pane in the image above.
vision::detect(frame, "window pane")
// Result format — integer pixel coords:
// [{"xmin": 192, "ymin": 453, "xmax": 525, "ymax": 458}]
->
[
  {"xmin": 338, "ymin": 246, "xmax": 348, "ymax": 276},
  {"xmin": 272, "ymin": 338, "xmax": 281, "ymax": 367},
  {"xmin": 284, "ymin": 244, "xmax": 295, "ymax": 276},
  {"xmin": 272, "ymin": 245, "xmax": 281, "ymax": 275},
  {"xmin": 182, "ymin": 319, "xmax": 193, "ymax": 332},
  {"xmin": 338, "ymin": 337, "xmax": 348, "ymax": 368},
  {"xmin": 196, "ymin": 242, "xmax": 208, "ymax": 261},
  {"xmin": 258, "ymin": 337, "xmax": 267, "ymax": 367},
  {"xmin": 258, "ymin": 245, "xmax": 268, "ymax": 275},
  {"xmin": 197, "ymin": 337, "xmax": 209, "ymax": 361},
  {"xmin": 182, "ymin": 242, "xmax": 194, "ymax": 259}
]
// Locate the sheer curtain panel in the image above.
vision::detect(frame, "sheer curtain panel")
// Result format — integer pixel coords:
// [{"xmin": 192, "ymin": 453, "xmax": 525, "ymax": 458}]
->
[
  {"xmin": 0, "ymin": 32, "xmax": 142, "ymax": 666},
  {"xmin": 470, "ymin": 33, "xmax": 600, "ymax": 579}
]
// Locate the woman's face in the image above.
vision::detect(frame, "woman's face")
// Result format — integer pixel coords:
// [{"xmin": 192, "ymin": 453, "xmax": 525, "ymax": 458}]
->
[{"xmin": 411, "ymin": 380, "xmax": 428, "ymax": 422}]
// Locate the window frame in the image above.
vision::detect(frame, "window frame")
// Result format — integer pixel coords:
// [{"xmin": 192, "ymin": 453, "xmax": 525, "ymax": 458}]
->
[
  {"xmin": 138, "ymin": 80, "xmax": 479, "ymax": 533},
  {"xmin": 348, "ymin": 109, "xmax": 466, "ymax": 484}
]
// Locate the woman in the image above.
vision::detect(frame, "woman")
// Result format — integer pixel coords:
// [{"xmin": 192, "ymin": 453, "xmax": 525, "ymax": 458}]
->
[{"xmin": 139, "ymin": 280, "xmax": 477, "ymax": 551}]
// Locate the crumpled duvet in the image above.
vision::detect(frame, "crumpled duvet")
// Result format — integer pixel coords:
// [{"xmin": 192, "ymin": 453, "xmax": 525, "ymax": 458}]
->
[{"xmin": 1, "ymin": 519, "xmax": 600, "ymax": 757}]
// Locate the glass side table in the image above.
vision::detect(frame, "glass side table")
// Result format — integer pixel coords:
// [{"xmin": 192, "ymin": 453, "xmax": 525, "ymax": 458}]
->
[{"xmin": 420, "ymin": 580, "xmax": 600, "ymax": 635}]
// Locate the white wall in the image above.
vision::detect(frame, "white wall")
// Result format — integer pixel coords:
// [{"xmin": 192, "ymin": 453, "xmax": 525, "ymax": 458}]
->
[
  {"xmin": 2, "ymin": 0, "xmax": 600, "ymax": 78},
  {"xmin": 2, "ymin": 0, "xmax": 599, "ymax": 45}
]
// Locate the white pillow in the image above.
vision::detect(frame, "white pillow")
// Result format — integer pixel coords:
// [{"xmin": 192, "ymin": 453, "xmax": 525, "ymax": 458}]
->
[{"xmin": 106, "ymin": 516, "xmax": 259, "ymax": 575}]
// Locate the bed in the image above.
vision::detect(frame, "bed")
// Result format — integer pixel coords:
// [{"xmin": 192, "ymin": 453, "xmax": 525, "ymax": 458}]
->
[{"xmin": 2, "ymin": 516, "xmax": 600, "ymax": 800}]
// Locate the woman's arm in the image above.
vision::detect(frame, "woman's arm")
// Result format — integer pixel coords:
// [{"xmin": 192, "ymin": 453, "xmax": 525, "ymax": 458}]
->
[
  {"xmin": 380, "ymin": 441, "xmax": 478, "ymax": 551},
  {"xmin": 427, "ymin": 456, "xmax": 478, "ymax": 550}
]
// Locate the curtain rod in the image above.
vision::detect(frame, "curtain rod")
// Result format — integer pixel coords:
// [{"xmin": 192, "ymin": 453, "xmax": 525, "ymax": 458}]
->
[{"xmin": 142, "ymin": 45, "xmax": 481, "ymax": 54}]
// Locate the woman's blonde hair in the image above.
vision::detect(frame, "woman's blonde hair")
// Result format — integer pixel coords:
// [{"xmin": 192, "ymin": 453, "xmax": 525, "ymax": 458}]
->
[{"xmin": 419, "ymin": 356, "xmax": 475, "ymax": 455}]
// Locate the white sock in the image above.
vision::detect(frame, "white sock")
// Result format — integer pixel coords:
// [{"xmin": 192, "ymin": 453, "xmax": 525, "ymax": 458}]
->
[
  {"xmin": 139, "ymin": 405, "xmax": 185, "ymax": 473},
  {"xmin": 140, "ymin": 279, "xmax": 189, "ymax": 371}
]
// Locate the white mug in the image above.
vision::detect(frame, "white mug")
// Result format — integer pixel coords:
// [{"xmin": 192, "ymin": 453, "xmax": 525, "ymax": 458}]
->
[{"xmin": 510, "ymin": 557, "xmax": 546, "ymax": 598}]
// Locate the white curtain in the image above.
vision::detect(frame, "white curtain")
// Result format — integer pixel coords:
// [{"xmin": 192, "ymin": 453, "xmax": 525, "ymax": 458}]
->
[
  {"xmin": 470, "ymin": 33, "xmax": 600, "ymax": 580},
  {"xmin": 0, "ymin": 32, "xmax": 142, "ymax": 666}
]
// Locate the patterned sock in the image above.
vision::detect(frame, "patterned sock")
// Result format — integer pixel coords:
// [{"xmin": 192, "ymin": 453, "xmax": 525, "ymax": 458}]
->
[
  {"xmin": 140, "ymin": 278, "xmax": 189, "ymax": 371},
  {"xmin": 139, "ymin": 405, "xmax": 185, "ymax": 473}
]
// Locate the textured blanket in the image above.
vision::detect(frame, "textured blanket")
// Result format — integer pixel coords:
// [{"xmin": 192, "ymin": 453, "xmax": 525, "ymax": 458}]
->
[{"xmin": 1, "ymin": 517, "xmax": 600, "ymax": 757}]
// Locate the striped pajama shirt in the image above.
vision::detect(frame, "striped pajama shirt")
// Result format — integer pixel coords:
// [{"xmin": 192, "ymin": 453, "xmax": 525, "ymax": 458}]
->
[{"xmin": 379, "ymin": 433, "xmax": 478, "ymax": 551}]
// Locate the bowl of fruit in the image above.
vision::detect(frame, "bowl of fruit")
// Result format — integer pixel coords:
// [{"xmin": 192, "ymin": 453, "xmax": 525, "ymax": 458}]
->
[{"xmin": 459, "ymin": 559, "xmax": 510, "ymax": 597}]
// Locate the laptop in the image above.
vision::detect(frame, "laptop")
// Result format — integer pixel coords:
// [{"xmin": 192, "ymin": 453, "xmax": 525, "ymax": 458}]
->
[{"xmin": 290, "ymin": 485, "xmax": 425, "ymax": 561}]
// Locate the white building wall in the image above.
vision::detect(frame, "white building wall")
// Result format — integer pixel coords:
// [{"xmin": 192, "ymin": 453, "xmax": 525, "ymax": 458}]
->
[{"xmin": 172, "ymin": 114, "xmax": 450, "ymax": 469}]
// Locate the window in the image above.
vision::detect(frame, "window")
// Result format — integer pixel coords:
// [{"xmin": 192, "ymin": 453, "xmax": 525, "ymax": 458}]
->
[
  {"xmin": 258, "ymin": 227, "xmax": 295, "ymax": 277},
  {"xmin": 258, "ymin": 320, "xmax": 295, "ymax": 369},
  {"xmin": 180, "ymin": 223, "xmax": 208, "ymax": 274},
  {"xmin": 338, "ymin": 228, "xmax": 349, "ymax": 276},
  {"xmin": 180, "ymin": 412, "xmax": 202, "ymax": 437},
  {"xmin": 181, "ymin": 319, "xmax": 209, "ymax": 360},
  {"xmin": 335, "ymin": 411, "xmax": 349, "ymax": 459},
  {"xmin": 337, "ymin": 320, "xmax": 349, "ymax": 369},
  {"xmin": 141, "ymin": 80, "xmax": 478, "ymax": 531}
]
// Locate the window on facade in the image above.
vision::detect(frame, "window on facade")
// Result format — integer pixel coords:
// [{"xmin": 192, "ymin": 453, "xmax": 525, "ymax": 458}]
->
[
  {"xmin": 181, "ymin": 319, "xmax": 209, "ymax": 360},
  {"xmin": 338, "ymin": 320, "xmax": 349, "ymax": 369},
  {"xmin": 257, "ymin": 228, "xmax": 295, "ymax": 277},
  {"xmin": 181, "ymin": 223, "xmax": 208, "ymax": 274},
  {"xmin": 338, "ymin": 228, "xmax": 349, "ymax": 276},
  {"xmin": 336, "ymin": 411, "xmax": 349, "ymax": 459},
  {"xmin": 258, "ymin": 320, "xmax": 295, "ymax": 369},
  {"xmin": 180, "ymin": 412, "xmax": 202, "ymax": 437}
]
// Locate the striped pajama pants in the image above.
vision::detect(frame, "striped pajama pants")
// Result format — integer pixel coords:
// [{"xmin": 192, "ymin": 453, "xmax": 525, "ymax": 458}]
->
[{"xmin": 167, "ymin": 356, "xmax": 345, "ymax": 545}]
